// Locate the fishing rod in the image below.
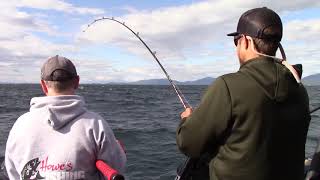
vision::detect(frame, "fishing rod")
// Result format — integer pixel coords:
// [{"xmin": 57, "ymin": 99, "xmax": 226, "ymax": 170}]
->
[{"xmin": 83, "ymin": 17, "xmax": 191, "ymax": 109}]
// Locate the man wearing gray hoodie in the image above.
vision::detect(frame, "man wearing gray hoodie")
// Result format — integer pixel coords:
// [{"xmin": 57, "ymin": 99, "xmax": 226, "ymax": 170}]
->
[{"xmin": 5, "ymin": 55, "xmax": 126, "ymax": 180}]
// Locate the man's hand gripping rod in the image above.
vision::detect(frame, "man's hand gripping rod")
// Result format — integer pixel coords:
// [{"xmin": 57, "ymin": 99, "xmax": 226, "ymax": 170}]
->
[{"xmin": 83, "ymin": 17, "xmax": 191, "ymax": 109}]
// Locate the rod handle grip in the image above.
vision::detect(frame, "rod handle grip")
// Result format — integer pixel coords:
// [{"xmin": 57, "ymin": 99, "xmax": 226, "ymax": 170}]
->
[{"xmin": 96, "ymin": 160, "xmax": 125, "ymax": 180}]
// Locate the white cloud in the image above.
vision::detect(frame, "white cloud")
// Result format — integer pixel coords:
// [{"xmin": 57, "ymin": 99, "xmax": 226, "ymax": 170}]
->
[
  {"xmin": 79, "ymin": 0, "xmax": 240, "ymax": 60},
  {"xmin": 0, "ymin": 35, "xmax": 75, "ymax": 58},
  {"xmin": 285, "ymin": 19, "xmax": 320, "ymax": 42},
  {"xmin": 281, "ymin": 18, "xmax": 320, "ymax": 77},
  {"xmin": 78, "ymin": 0, "xmax": 320, "ymax": 57},
  {"xmin": 0, "ymin": 0, "xmax": 106, "ymax": 83},
  {"xmin": 71, "ymin": 58, "xmax": 115, "ymax": 83},
  {"xmin": 0, "ymin": 0, "xmax": 105, "ymax": 40},
  {"xmin": 0, "ymin": 0, "xmax": 320, "ymax": 83},
  {"xmin": 18, "ymin": 0, "xmax": 104, "ymax": 15},
  {"xmin": 78, "ymin": 0, "xmax": 320, "ymax": 80}
]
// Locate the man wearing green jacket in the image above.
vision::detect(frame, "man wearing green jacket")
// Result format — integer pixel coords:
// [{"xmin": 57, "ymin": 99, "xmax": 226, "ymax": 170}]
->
[{"xmin": 176, "ymin": 7, "xmax": 311, "ymax": 180}]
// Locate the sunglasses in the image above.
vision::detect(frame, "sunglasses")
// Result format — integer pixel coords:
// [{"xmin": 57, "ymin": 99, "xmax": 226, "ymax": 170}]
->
[{"xmin": 233, "ymin": 34, "xmax": 243, "ymax": 46}]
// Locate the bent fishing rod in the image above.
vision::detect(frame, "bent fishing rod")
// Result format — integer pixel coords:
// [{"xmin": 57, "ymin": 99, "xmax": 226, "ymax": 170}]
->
[{"xmin": 83, "ymin": 17, "xmax": 191, "ymax": 109}]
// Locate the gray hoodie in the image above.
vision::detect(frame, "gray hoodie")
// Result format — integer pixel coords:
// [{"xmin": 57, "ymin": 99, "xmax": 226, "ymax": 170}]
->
[{"xmin": 5, "ymin": 95, "xmax": 126, "ymax": 180}]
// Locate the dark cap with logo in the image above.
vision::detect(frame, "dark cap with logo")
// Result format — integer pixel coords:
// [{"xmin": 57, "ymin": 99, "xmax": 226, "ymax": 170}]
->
[
  {"xmin": 41, "ymin": 55, "xmax": 78, "ymax": 81},
  {"xmin": 227, "ymin": 7, "xmax": 283, "ymax": 42}
]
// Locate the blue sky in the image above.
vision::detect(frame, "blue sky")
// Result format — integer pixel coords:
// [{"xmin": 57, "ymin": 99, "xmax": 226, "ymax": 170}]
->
[{"xmin": 0, "ymin": 0, "xmax": 319, "ymax": 83}]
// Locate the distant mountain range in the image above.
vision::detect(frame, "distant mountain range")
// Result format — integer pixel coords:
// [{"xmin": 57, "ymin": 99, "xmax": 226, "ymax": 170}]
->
[
  {"xmin": 127, "ymin": 77, "xmax": 215, "ymax": 85},
  {"xmin": 1, "ymin": 74, "xmax": 319, "ymax": 85},
  {"xmin": 303, "ymin": 73, "xmax": 320, "ymax": 86},
  {"xmin": 122, "ymin": 73, "xmax": 320, "ymax": 86}
]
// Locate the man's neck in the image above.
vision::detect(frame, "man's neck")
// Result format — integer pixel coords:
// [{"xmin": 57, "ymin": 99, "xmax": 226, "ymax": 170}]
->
[
  {"xmin": 240, "ymin": 53, "xmax": 260, "ymax": 65},
  {"xmin": 46, "ymin": 90, "xmax": 75, "ymax": 96}
]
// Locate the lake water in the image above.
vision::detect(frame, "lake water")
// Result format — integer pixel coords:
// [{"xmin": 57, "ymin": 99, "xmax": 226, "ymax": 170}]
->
[{"xmin": 0, "ymin": 84, "xmax": 319, "ymax": 180}]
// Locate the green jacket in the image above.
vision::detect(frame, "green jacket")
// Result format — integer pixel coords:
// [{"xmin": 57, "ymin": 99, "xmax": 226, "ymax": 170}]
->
[{"xmin": 176, "ymin": 57, "xmax": 311, "ymax": 180}]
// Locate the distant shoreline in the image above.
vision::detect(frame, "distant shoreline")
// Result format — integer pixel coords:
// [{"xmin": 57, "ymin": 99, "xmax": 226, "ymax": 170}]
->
[
  {"xmin": 1, "ymin": 73, "xmax": 320, "ymax": 86},
  {"xmin": 0, "ymin": 83, "xmax": 210, "ymax": 86}
]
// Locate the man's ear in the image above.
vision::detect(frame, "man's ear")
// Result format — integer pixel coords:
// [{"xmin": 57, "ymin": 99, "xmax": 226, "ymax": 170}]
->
[
  {"xmin": 74, "ymin": 76, "xmax": 80, "ymax": 90},
  {"xmin": 40, "ymin": 80, "xmax": 48, "ymax": 95},
  {"xmin": 244, "ymin": 36, "xmax": 250, "ymax": 50},
  {"xmin": 246, "ymin": 36, "xmax": 257, "ymax": 52}
]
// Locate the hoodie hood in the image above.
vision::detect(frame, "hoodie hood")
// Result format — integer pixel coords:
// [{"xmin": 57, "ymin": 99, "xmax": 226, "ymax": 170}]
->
[
  {"xmin": 30, "ymin": 95, "xmax": 86, "ymax": 130},
  {"xmin": 239, "ymin": 57, "xmax": 302, "ymax": 102}
]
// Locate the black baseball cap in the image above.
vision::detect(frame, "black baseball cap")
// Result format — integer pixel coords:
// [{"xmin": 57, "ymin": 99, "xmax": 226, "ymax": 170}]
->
[
  {"xmin": 41, "ymin": 55, "xmax": 78, "ymax": 81},
  {"xmin": 227, "ymin": 7, "xmax": 283, "ymax": 42}
]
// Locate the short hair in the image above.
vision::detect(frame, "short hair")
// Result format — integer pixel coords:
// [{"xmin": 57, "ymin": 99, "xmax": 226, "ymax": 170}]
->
[
  {"xmin": 252, "ymin": 26, "xmax": 282, "ymax": 56},
  {"xmin": 44, "ymin": 70, "xmax": 77, "ymax": 93}
]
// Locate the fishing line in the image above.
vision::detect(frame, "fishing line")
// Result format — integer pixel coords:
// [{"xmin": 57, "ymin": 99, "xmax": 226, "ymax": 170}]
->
[
  {"xmin": 310, "ymin": 106, "xmax": 320, "ymax": 114},
  {"xmin": 83, "ymin": 17, "xmax": 191, "ymax": 109}
]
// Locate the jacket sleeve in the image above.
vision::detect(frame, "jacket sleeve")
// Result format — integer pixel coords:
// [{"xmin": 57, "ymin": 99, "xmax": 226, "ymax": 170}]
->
[
  {"xmin": 176, "ymin": 77, "xmax": 232, "ymax": 158},
  {"xmin": 95, "ymin": 118, "xmax": 127, "ymax": 174}
]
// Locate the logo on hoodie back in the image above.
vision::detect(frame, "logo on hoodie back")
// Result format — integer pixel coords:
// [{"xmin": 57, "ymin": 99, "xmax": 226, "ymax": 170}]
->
[
  {"xmin": 21, "ymin": 156, "xmax": 85, "ymax": 180},
  {"xmin": 21, "ymin": 158, "xmax": 44, "ymax": 180}
]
